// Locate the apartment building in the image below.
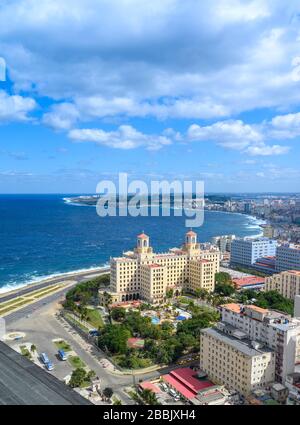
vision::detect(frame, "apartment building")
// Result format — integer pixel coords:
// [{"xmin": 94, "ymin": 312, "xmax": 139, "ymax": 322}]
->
[
  {"xmin": 99, "ymin": 231, "xmax": 220, "ymax": 304},
  {"xmin": 211, "ymin": 235, "xmax": 236, "ymax": 253},
  {"xmin": 220, "ymin": 303, "xmax": 300, "ymax": 383},
  {"xmin": 200, "ymin": 323, "xmax": 275, "ymax": 396},
  {"xmin": 275, "ymin": 244, "xmax": 300, "ymax": 272},
  {"xmin": 230, "ymin": 238, "xmax": 277, "ymax": 267},
  {"xmin": 265, "ymin": 271, "xmax": 300, "ymax": 300}
]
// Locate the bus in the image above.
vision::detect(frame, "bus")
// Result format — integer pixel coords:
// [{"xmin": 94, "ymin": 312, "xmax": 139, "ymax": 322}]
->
[
  {"xmin": 58, "ymin": 349, "xmax": 67, "ymax": 361},
  {"xmin": 40, "ymin": 352, "xmax": 49, "ymax": 364}
]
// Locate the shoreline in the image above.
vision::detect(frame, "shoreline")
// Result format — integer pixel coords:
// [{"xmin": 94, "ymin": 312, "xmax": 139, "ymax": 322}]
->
[
  {"xmin": 0, "ymin": 208, "xmax": 264, "ymax": 297},
  {"xmin": 0, "ymin": 266, "xmax": 110, "ymax": 298}
]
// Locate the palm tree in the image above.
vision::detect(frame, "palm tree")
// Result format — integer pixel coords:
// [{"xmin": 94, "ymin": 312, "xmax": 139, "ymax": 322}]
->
[{"xmin": 140, "ymin": 389, "xmax": 158, "ymax": 405}]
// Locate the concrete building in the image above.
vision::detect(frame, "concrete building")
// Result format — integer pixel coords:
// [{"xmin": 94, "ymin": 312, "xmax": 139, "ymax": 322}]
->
[
  {"xmin": 230, "ymin": 238, "xmax": 277, "ymax": 268},
  {"xmin": 220, "ymin": 303, "xmax": 300, "ymax": 383},
  {"xmin": 265, "ymin": 271, "xmax": 300, "ymax": 300},
  {"xmin": 200, "ymin": 323, "xmax": 275, "ymax": 396},
  {"xmin": 99, "ymin": 231, "xmax": 220, "ymax": 305},
  {"xmin": 275, "ymin": 244, "xmax": 300, "ymax": 272},
  {"xmin": 211, "ymin": 235, "xmax": 236, "ymax": 253}
]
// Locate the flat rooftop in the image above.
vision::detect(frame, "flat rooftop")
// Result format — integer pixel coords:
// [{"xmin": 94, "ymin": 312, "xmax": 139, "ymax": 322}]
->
[
  {"xmin": 202, "ymin": 327, "xmax": 273, "ymax": 358},
  {"xmin": 0, "ymin": 342, "xmax": 92, "ymax": 405}
]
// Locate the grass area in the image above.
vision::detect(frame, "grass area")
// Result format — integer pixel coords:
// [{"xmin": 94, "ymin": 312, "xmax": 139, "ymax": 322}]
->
[
  {"xmin": 32, "ymin": 285, "xmax": 61, "ymax": 299},
  {"xmin": 112, "ymin": 354, "xmax": 153, "ymax": 369},
  {"xmin": 20, "ymin": 345, "xmax": 32, "ymax": 359},
  {"xmin": 64, "ymin": 313, "xmax": 90, "ymax": 333},
  {"xmin": 85, "ymin": 308, "xmax": 104, "ymax": 328},
  {"xmin": 80, "ymin": 380, "xmax": 92, "ymax": 388},
  {"xmin": 68, "ymin": 356, "xmax": 86, "ymax": 369},
  {"xmin": 54, "ymin": 340, "xmax": 72, "ymax": 352},
  {"xmin": 0, "ymin": 299, "xmax": 34, "ymax": 316},
  {"xmin": 0, "ymin": 284, "xmax": 65, "ymax": 317}
]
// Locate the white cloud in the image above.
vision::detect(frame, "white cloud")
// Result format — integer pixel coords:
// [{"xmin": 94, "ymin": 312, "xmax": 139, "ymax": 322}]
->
[
  {"xmin": 246, "ymin": 144, "xmax": 290, "ymax": 156},
  {"xmin": 42, "ymin": 103, "xmax": 79, "ymax": 130},
  {"xmin": 0, "ymin": 90, "xmax": 36, "ymax": 122},
  {"xmin": 0, "ymin": 0, "xmax": 300, "ymax": 123},
  {"xmin": 68, "ymin": 125, "xmax": 172, "ymax": 150},
  {"xmin": 187, "ymin": 120, "xmax": 263, "ymax": 150},
  {"xmin": 270, "ymin": 111, "xmax": 300, "ymax": 139}
]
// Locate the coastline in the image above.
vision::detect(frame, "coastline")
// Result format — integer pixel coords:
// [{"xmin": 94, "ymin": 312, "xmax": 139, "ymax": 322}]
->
[
  {"xmin": 0, "ymin": 266, "xmax": 110, "ymax": 298},
  {"xmin": 0, "ymin": 203, "xmax": 264, "ymax": 296}
]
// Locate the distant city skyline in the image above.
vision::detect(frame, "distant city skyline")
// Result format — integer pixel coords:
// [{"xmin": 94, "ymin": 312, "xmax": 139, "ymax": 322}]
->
[{"xmin": 1, "ymin": 1, "xmax": 300, "ymax": 193}]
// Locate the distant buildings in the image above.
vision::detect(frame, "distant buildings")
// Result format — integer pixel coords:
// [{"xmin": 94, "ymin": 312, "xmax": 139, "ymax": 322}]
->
[
  {"xmin": 99, "ymin": 231, "xmax": 220, "ymax": 305},
  {"xmin": 211, "ymin": 235, "xmax": 235, "ymax": 253},
  {"xmin": 263, "ymin": 225, "xmax": 276, "ymax": 239},
  {"xmin": 230, "ymin": 238, "xmax": 277, "ymax": 268},
  {"xmin": 265, "ymin": 271, "xmax": 300, "ymax": 300},
  {"xmin": 275, "ymin": 244, "xmax": 300, "ymax": 272}
]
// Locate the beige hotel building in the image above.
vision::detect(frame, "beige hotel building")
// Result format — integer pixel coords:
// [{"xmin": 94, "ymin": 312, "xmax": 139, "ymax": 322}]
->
[
  {"xmin": 265, "ymin": 270, "xmax": 300, "ymax": 300},
  {"xmin": 100, "ymin": 231, "xmax": 220, "ymax": 304}
]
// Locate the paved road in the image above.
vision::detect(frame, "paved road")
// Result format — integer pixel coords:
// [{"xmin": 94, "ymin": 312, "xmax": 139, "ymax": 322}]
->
[
  {"xmin": 3, "ymin": 273, "xmax": 161, "ymax": 404},
  {"xmin": 2, "ymin": 269, "xmax": 110, "ymax": 325},
  {"xmin": 6, "ymin": 302, "xmax": 159, "ymax": 404},
  {"xmin": 0, "ymin": 268, "xmax": 110, "ymax": 304}
]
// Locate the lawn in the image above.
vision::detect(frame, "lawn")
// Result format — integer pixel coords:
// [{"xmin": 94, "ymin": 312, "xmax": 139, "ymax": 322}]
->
[
  {"xmin": 20, "ymin": 345, "xmax": 32, "ymax": 359},
  {"xmin": 86, "ymin": 308, "xmax": 104, "ymax": 328},
  {"xmin": 54, "ymin": 340, "xmax": 72, "ymax": 352},
  {"xmin": 68, "ymin": 355, "xmax": 86, "ymax": 369}
]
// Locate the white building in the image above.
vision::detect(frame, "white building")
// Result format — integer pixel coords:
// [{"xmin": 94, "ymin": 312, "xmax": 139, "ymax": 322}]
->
[
  {"xmin": 220, "ymin": 303, "xmax": 300, "ymax": 383},
  {"xmin": 230, "ymin": 238, "xmax": 277, "ymax": 267},
  {"xmin": 275, "ymin": 244, "xmax": 300, "ymax": 272}
]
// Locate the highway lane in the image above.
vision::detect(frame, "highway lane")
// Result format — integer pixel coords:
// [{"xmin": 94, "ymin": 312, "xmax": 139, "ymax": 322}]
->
[{"xmin": 0, "ymin": 267, "xmax": 110, "ymax": 304}]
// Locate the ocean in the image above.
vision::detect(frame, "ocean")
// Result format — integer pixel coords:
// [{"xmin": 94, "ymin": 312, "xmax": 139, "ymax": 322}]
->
[{"xmin": 0, "ymin": 194, "xmax": 264, "ymax": 293}]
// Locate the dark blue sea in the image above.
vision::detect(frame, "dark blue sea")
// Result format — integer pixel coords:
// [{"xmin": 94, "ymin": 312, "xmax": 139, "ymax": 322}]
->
[{"xmin": 0, "ymin": 194, "xmax": 264, "ymax": 293}]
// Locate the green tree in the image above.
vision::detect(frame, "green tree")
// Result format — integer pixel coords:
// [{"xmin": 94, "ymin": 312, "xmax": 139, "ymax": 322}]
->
[
  {"xmin": 140, "ymin": 389, "xmax": 158, "ymax": 405},
  {"xmin": 103, "ymin": 387, "xmax": 114, "ymax": 399},
  {"xmin": 215, "ymin": 272, "xmax": 232, "ymax": 285},
  {"xmin": 214, "ymin": 282, "xmax": 235, "ymax": 296},
  {"xmin": 69, "ymin": 368, "xmax": 87, "ymax": 388},
  {"xmin": 98, "ymin": 325, "xmax": 131, "ymax": 354},
  {"xmin": 111, "ymin": 307, "xmax": 126, "ymax": 321},
  {"xmin": 30, "ymin": 344, "xmax": 37, "ymax": 353}
]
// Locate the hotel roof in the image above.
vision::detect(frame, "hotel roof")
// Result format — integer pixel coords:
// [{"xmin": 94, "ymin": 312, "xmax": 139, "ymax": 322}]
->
[
  {"xmin": 186, "ymin": 231, "xmax": 197, "ymax": 236},
  {"xmin": 137, "ymin": 233, "xmax": 149, "ymax": 239},
  {"xmin": 202, "ymin": 327, "xmax": 273, "ymax": 357}
]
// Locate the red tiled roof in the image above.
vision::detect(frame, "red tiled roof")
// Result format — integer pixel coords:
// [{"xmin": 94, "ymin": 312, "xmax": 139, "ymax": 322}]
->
[
  {"xmin": 163, "ymin": 374, "xmax": 195, "ymax": 399},
  {"xmin": 163, "ymin": 368, "xmax": 214, "ymax": 400},
  {"xmin": 186, "ymin": 231, "xmax": 197, "ymax": 236},
  {"xmin": 139, "ymin": 382, "xmax": 161, "ymax": 393},
  {"xmin": 233, "ymin": 276, "xmax": 265, "ymax": 288}
]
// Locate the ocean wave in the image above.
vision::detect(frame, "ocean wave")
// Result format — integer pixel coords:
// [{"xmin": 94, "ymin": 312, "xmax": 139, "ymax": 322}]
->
[{"xmin": 0, "ymin": 264, "xmax": 110, "ymax": 295}]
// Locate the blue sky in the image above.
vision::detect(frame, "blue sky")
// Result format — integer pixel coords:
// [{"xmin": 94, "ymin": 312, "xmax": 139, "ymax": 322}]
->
[{"xmin": 0, "ymin": 0, "xmax": 300, "ymax": 193}]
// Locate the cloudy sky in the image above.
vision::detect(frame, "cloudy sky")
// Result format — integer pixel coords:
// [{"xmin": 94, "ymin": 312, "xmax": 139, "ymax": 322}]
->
[{"xmin": 1, "ymin": 0, "xmax": 300, "ymax": 193}]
